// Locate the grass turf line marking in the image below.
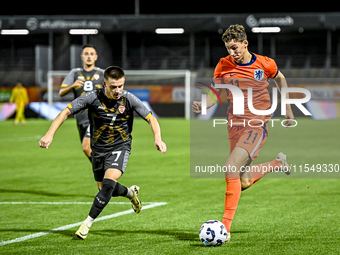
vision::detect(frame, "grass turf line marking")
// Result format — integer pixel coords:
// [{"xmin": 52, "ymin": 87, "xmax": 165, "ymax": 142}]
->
[
  {"xmin": 0, "ymin": 135, "xmax": 42, "ymax": 142},
  {"xmin": 0, "ymin": 202, "xmax": 167, "ymax": 247},
  {"xmin": 0, "ymin": 201, "xmax": 157, "ymax": 205}
]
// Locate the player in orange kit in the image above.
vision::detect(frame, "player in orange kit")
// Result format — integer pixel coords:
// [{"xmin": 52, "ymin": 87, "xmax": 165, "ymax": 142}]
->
[{"xmin": 192, "ymin": 24, "xmax": 295, "ymax": 242}]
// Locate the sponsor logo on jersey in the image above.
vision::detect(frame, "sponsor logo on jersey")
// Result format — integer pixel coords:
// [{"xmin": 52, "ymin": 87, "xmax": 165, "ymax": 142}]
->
[{"xmin": 118, "ymin": 105, "xmax": 126, "ymax": 114}]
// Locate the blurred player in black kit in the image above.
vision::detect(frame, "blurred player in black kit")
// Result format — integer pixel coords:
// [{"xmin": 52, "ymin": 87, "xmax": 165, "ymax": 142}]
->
[
  {"xmin": 39, "ymin": 66, "xmax": 167, "ymax": 240},
  {"xmin": 59, "ymin": 44, "xmax": 104, "ymax": 163}
]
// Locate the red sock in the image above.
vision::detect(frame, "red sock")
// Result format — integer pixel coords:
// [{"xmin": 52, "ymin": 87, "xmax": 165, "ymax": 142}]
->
[
  {"xmin": 249, "ymin": 159, "xmax": 281, "ymax": 186},
  {"xmin": 222, "ymin": 177, "xmax": 241, "ymax": 233}
]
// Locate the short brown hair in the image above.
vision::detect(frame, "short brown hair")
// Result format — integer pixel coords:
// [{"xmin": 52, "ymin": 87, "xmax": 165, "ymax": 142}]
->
[
  {"xmin": 222, "ymin": 24, "xmax": 247, "ymax": 43},
  {"xmin": 104, "ymin": 66, "xmax": 125, "ymax": 80}
]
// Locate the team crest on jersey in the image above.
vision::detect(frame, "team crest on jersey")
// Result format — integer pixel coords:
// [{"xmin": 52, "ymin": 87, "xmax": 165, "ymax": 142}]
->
[
  {"xmin": 254, "ymin": 69, "xmax": 264, "ymax": 81},
  {"xmin": 93, "ymin": 74, "xmax": 100, "ymax": 80},
  {"xmin": 118, "ymin": 105, "xmax": 126, "ymax": 114}
]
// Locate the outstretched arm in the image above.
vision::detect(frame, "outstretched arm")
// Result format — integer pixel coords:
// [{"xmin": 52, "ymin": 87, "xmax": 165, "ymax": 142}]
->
[
  {"xmin": 274, "ymin": 71, "xmax": 294, "ymax": 126},
  {"xmin": 39, "ymin": 108, "xmax": 72, "ymax": 149},
  {"xmin": 147, "ymin": 115, "xmax": 167, "ymax": 154}
]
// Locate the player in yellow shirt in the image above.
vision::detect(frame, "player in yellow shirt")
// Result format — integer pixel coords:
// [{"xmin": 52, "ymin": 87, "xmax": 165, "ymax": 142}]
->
[{"xmin": 9, "ymin": 82, "xmax": 29, "ymax": 125}]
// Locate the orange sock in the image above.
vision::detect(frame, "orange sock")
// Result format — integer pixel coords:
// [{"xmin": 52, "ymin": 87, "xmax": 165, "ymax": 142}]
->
[
  {"xmin": 249, "ymin": 159, "xmax": 281, "ymax": 186},
  {"xmin": 222, "ymin": 177, "xmax": 241, "ymax": 233}
]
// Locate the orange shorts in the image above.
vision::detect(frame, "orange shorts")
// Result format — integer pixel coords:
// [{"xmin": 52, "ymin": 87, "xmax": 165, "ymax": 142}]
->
[{"xmin": 228, "ymin": 124, "xmax": 268, "ymax": 160}]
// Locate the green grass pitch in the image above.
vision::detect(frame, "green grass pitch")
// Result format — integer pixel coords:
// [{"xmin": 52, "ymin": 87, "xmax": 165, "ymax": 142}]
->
[{"xmin": 0, "ymin": 117, "xmax": 339, "ymax": 254}]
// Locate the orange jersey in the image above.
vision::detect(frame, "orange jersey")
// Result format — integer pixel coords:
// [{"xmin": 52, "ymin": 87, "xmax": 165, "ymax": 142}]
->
[{"xmin": 213, "ymin": 52, "xmax": 278, "ymax": 123}]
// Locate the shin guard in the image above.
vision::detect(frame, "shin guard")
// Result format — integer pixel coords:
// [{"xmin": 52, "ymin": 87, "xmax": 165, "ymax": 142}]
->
[{"xmin": 89, "ymin": 178, "xmax": 116, "ymax": 219}]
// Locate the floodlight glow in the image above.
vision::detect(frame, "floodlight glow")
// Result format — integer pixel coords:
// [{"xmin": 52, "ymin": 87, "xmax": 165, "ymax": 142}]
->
[
  {"xmin": 69, "ymin": 29, "xmax": 98, "ymax": 35},
  {"xmin": 251, "ymin": 27, "xmax": 281, "ymax": 33},
  {"xmin": 155, "ymin": 28, "xmax": 184, "ymax": 34},
  {"xmin": 1, "ymin": 29, "xmax": 29, "ymax": 35}
]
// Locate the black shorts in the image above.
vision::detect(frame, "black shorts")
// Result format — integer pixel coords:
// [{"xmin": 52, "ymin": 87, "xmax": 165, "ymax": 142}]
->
[
  {"xmin": 78, "ymin": 124, "xmax": 91, "ymax": 142},
  {"xmin": 91, "ymin": 149, "xmax": 131, "ymax": 182}
]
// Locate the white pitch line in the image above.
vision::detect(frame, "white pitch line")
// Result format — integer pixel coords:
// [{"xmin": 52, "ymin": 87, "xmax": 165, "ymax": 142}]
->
[
  {"xmin": 0, "ymin": 202, "xmax": 167, "ymax": 247},
  {"xmin": 0, "ymin": 135, "xmax": 42, "ymax": 142},
  {"xmin": 0, "ymin": 201, "xmax": 157, "ymax": 205}
]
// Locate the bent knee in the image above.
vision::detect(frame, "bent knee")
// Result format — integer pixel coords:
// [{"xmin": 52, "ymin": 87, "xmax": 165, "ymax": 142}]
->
[{"xmin": 241, "ymin": 178, "xmax": 252, "ymax": 190}]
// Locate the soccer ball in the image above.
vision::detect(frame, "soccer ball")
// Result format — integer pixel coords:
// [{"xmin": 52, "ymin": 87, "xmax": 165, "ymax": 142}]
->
[{"xmin": 199, "ymin": 220, "xmax": 228, "ymax": 246}]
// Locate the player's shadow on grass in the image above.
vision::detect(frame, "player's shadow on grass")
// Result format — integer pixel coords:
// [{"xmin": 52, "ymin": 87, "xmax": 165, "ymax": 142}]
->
[
  {"xmin": 58, "ymin": 228, "xmax": 250, "ymax": 240},
  {"xmin": 94, "ymin": 229, "xmax": 198, "ymax": 242},
  {"xmin": 0, "ymin": 228, "xmax": 249, "ymax": 246},
  {"xmin": 57, "ymin": 228, "xmax": 198, "ymax": 242},
  {"xmin": 68, "ymin": 229, "xmax": 249, "ymax": 246},
  {"xmin": 0, "ymin": 188, "xmax": 93, "ymax": 198}
]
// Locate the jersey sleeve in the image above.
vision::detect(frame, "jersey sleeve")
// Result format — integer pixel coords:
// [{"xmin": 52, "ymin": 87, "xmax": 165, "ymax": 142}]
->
[
  {"xmin": 67, "ymin": 91, "xmax": 95, "ymax": 115},
  {"xmin": 213, "ymin": 58, "xmax": 225, "ymax": 79},
  {"xmin": 263, "ymin": 56, "xmax": 279, "ymax": 78},
  {"xmin": 61, "ymin": 69, "xmax": 76, "ymax": 88},
  {"xmin": 126, "ymin": 91, "xmax": 152, "ymax": 120},
  {"xmin": 213, "ymin": 58, "xmax": 229, "ymax": 86}
]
